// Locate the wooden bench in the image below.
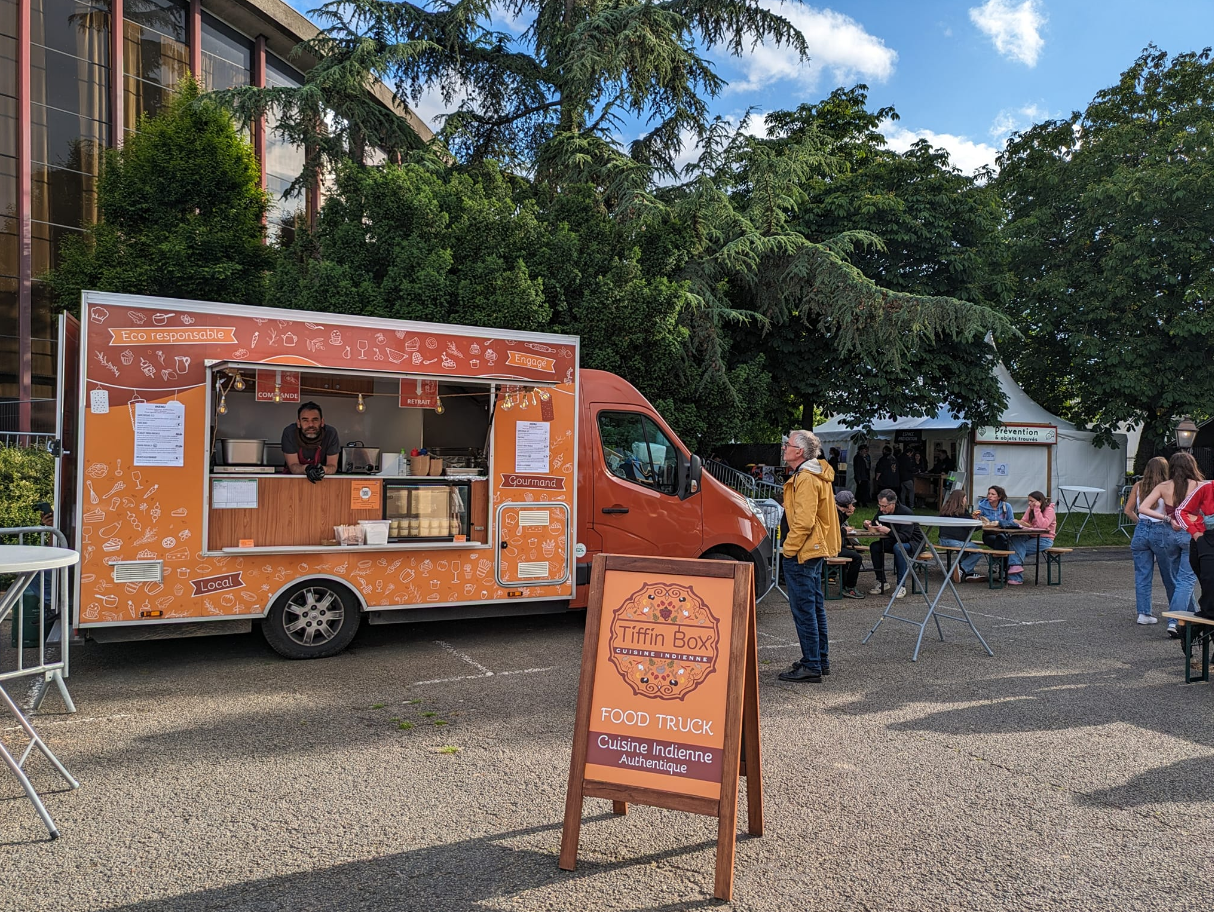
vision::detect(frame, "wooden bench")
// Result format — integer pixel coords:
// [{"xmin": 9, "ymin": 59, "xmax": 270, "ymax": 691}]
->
[
  {"xmin": 937, "ymin": 545, "xmax": 1016, "ymax": 589},
  {"xmin": 1161, "ymin": 611, "xmax": 1214, "ymax": 683},
  {"xmin": 1044, "ymin": 547, "xmax": 1073, "ymax": 586},
  {"xmin": 823, "ymin": 556, "xmax": 854, "ymax": 601}
]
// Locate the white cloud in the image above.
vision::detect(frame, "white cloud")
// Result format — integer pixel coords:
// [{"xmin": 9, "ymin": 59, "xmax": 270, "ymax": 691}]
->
[
  {"xmin": 881, "ymin": 120, "xmax": 1000, "ymax": 175},
  {"xmin": 969, "ymin": 0, "xmax": 1046, "ymax": 67},
  {"xmin": 730, "ymin": 3, "xmax": 897, "ymax": 93},
  {"xmin": 988, "ymin": 103, "xmax": 1046, "ymax": 141}
]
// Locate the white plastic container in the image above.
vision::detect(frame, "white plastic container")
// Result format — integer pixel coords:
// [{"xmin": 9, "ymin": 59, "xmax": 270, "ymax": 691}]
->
[{"xmin": 358, "ymin": 520, "xmax": 390, "ymax": 546}]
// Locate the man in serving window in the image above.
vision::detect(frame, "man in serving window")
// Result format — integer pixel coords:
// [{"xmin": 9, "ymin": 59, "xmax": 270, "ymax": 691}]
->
[{"xmin": 282, "ymin": 401, "xmax": 340, "ymax": 478}]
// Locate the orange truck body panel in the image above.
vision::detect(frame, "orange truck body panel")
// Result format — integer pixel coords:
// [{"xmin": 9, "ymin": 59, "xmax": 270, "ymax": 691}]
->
[{"xmin": 67, "ymin": 293, "xmax": 768, "ymax": 635}]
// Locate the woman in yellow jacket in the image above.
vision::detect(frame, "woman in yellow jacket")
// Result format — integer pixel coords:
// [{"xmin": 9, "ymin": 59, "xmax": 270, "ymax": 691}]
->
[{"xmin": 779, "ymin": 429, "xmax": 842, "ymax": 683}]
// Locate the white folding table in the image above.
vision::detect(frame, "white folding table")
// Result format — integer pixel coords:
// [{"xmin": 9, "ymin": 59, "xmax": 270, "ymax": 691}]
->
[
  {"xmin": 1057, "ymin": 485, "xmax": 1106, "ymax": 543},
  {"xmin": 861, "ymin": 516, "xmax": 993, "ymax": 661},
  {"xmin": 0, "ymin": 545, "xmax": 80, "ymax": 839}
]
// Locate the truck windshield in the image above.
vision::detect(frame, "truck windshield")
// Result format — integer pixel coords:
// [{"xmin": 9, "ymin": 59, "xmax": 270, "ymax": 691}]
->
[{"xmin": 598, "ymin": 412, "xmax": 678, "ymax": 492}]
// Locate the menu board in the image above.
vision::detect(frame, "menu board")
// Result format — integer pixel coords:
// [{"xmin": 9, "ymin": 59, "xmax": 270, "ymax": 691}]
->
[
  {"xmin": 133, "ymin": 401, "xmax": 185, "ymax": 467},
  {"xmin": 516, "ymin": 421, "xmax": 550, "ymax": 474}
]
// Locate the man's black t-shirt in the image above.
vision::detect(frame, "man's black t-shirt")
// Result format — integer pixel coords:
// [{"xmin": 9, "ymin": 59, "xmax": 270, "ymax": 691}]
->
[
  {"xmin": 872, "ymin": 502, "xmax": 923, "ymax": 548},
  {"xmin": 281, "ymin": 425, "xmax": 340, "ymax": 466}
]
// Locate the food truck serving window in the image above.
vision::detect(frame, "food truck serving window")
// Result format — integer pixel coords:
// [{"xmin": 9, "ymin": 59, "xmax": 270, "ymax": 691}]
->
[{"xmin": 599, "ymin": 412, "xmax": 678, "ymax": 493}]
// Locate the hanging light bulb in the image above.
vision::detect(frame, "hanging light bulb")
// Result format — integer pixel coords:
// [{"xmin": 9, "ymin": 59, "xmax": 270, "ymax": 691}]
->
[
  {"xmin": 434, "ymin": 395, "xmax": 445, "ymax": 415},
  {"xmin": 217, "ymin": 390, "xmax": 228, "ymax": 415},
  {"xmin": 232, "ymin": 369, "xmax": 245, "ymax": 391},
  {"xmin": 357, "ymin": 392, "xmax": 366, "ymax": 413},
  {"xmin": 272, "ymin": 370, "xmax": 282, "ymax": 403}
]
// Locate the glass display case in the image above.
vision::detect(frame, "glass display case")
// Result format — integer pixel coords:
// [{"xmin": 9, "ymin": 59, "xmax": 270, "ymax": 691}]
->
[{"xmin": 384, "ymin": 481, "xmax": 471, "ymax": 542}]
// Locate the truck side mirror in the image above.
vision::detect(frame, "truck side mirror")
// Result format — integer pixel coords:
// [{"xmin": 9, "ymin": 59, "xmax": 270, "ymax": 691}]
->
[{"xmin": 677, "ymin": 453, "xmax": 701, "ymax": 501}]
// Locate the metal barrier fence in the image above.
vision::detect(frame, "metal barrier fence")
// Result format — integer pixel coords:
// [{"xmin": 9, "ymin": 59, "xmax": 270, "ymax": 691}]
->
[
  {"xmin": 0, "ymin": 526, "xmax": 75, "ymax": 713},
  {"xmin": 749, "ymin": 499, "xmax": 786, "ymax": 603},
  {"xmin": 702, "ymin": 459, "xmax": 758, "ymax": 498},
  {"xmin": 0, "ymin": 399, "xmax": 58, "ymax": 435},
  {"xmin": 0, "ymin": 431, "xmax": 57, "ymax": 449}
]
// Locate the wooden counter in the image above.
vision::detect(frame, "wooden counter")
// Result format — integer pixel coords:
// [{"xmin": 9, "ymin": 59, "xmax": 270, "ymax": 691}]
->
[
  {"xmin": 206, "ymin": 474, "xmax": 491, "ymax": 551},
  {"xmin": 208, "ymin": 475, "xmax": 383, "ymax": 550}
]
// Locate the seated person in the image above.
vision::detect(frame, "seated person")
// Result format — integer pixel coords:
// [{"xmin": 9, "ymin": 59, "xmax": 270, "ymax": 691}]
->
[
  {"xmin": 834, "ymin": 490, "xmax": 865, "ymax": 599},
  {"xmin": 1007, "ymin": 490, "xmax": 1056, "ymax": 585},
  {"xmin": 282, "ymin": 401, "xmax": 339, "ymax": 476},
  {"xmin": 939, "ymin": 490, "xmax": 984, "ymax": 581},
  {"xmin": 976, "ymin": 484, "xmax": 1017, "ymax": 556},
  {"xmin": 863, "ymin": 489, "xmax": 923, "ymax": 598}
]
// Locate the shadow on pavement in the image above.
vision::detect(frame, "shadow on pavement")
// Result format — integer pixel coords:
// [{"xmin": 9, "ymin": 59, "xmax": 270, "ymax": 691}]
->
[{"xmin": 95, "ymin": 818, "xmax": 723, "ymax": 912}]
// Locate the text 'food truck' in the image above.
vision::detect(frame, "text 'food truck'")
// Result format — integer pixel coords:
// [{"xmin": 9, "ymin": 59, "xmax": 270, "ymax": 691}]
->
[{"xmin": 51, "ymin": 292, "xmax": 771, "ymax": 658}]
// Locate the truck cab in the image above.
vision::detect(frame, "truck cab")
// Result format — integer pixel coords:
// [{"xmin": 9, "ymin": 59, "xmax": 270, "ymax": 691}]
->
[{"xmin": 573, "ymin": 369, "xmax": 771, "ymax": 604}]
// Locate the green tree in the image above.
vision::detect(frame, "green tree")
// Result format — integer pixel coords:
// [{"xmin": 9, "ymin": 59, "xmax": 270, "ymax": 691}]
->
[
  {"xmin": 47, "ymin": 76, "xmax": 273, "ymax": 312},
  {"xmin": 268, "ymin": 161, "xmax": 760, "ymax": 448},
  {"xmin": 623, "ymin": 90, "xmax": 1011, "ymax": 442},
  {"xmin": 995, "ymin": 47, "xmax": 1214, "ymax": 466},
  {"xmin": 225, "ymin": 0, "xmax": 806, "ymax": 186}
]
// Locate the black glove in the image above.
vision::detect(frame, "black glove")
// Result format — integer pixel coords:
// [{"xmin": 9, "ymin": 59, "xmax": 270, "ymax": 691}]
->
[{"xmin": 305, "ymin": 464, "xmax": 325, "ymax": 484}]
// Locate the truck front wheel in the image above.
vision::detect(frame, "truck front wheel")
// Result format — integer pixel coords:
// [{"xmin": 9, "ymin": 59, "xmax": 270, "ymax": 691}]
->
[{"xmin": 262, "ymin": 580, "xmax": 361, "ymax": 659}]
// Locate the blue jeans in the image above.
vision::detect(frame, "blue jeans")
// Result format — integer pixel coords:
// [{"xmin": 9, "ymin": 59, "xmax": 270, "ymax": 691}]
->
[
  {"xmin": 870, "ymin": 538, "xmax": 911, "ymax": 585},
  {"xmin": 784, "ymin": 557, "xmax": 828, "ymax": 674},
  {"xmin": 940, "ymin": 536, "xmax": 980, "ymax": 574},
  {"xmin": 1168, "ymin": 526, "xmax": 1199, "ymax": 614},
  {"xmin": 1009, "ymin": 535, "xmax": 1052, "ymax": 583},
  {"xmin": 1132, "ymin": 521, "xmax": 1176, "ymax": 617}
]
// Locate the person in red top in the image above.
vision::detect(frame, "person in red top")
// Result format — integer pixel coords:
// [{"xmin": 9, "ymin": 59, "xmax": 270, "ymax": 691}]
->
[{"xmin": 1175, "ymin": 479, "xmax": 1214, "ymax": 619}]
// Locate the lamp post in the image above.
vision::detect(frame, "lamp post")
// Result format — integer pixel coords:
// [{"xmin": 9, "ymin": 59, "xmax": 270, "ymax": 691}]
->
[{"xmin": 1176, "ymin": 417, "xmax": 1198, "ymax": 451}]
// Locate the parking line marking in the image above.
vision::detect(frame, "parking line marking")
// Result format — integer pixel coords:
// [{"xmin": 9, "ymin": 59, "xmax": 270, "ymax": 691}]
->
[
  {"xmin": 433, "ymin": 640, "xmax": 494, "ymax": 676},
  {"xmin": 408, "ymin": 666, "xmax": 560, "ymax": 687},
  {"xmin": 992, "ymin": 619, "xmax": 1069, "ymax": 628}
]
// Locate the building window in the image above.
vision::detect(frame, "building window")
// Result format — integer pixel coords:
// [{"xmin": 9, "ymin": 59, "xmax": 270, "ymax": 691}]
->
[
  {"xmin": 264, "ymin": 53, "xmax": 305, "ymax": 245},
  {"xmin": 200, "ymin": 12, "xmax": 250, "ymax": 91},
  {"xmin": 29, "ymin": 0, "xmax": 109, "ymax": 391},
  {"xmin": 123, "ymin": 0, "xmax": 188, "ymax": 136}
]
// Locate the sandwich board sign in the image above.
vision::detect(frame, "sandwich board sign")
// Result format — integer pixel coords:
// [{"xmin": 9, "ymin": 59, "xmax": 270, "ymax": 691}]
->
[{"xmin": 559, "ymin": 554, "xmax": 762, "ymax": 900}]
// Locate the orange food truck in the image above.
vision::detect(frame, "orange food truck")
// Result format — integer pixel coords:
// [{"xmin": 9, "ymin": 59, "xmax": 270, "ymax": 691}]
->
[{"xmin": 51, "ymin": 291, "xmax": 770, "ymax": 658}]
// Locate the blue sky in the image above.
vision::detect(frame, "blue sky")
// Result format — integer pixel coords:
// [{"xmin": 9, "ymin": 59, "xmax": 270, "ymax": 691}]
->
[{"xmin": 287, "ymin": 0, "xmax": 1214, "ymax": 174}]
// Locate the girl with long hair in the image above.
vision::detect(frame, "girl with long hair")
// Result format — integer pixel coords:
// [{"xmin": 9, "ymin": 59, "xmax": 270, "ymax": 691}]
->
[
  {"xmin": 940, "ymin": 490, "xmax": 983, "ymax": 581},
  {"xmin": 1126, "ymin": 456, "xmax": 1176, "ymax": 626},
  {"xmin": 1007, "ymin": 491, "xmax": 1056, "ymax": 585},
  {"xmin": 1137, "ymin": 451, "xmax": 1204, "ymax": 635}
]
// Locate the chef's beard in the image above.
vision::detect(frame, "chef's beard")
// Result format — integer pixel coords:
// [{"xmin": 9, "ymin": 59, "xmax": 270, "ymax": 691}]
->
[{"xmin": 300, "ymin": 426, "xmax": 322, "ymax": 441}]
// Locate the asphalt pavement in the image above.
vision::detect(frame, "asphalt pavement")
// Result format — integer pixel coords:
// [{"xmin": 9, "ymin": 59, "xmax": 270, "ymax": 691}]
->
[{"xmin": 3, "ymin": 547, "xmax": 1214, "ymax": 911}]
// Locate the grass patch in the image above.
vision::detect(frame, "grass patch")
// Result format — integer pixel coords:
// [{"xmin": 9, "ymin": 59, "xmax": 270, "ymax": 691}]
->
[
  {"xmin": 433, "ymin": 720, "xmax": 449, "ymax": 727},
  {"xmin": 422, "ymin": 711, "xmax": 437, "ymax": 718},
  {"xmin": 398, "ymin": 721, "xmax": 414, "ymax": 731},
  {"xmin": 437, "ymin": 746, "xmax": 460, "ymax": 754},
  {"xmin": 406, "ymin": 699, "xmax": 423, "ymax": 705},
  {"xmin": 371, "ymin": 703, "xmax": 386, "ymax": 709}
]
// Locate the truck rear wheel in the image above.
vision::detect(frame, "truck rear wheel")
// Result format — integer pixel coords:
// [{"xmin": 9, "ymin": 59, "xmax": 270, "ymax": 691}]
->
[{"xmin": 262, "ymin": 580, "xmax": 360, "ymax": 659}]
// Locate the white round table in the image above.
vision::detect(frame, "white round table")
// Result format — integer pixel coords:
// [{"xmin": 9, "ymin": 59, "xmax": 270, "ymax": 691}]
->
[
  {"xmin": 861, "ymin": 515, "xmax": 993, "ymax": 661},
  {"xmin": 1057, "ymin": 486, "xmax": 1106, "ymax": 542},
  {"xmin": 0, "ymin": 545, "xmax": 79, "ymax": 575},
  {"xmin": 0, "ymin": 544, "xmax": 80, "ymax": 839}
]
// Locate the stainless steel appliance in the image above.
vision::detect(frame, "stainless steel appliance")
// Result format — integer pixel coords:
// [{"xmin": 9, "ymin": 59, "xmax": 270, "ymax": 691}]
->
[
  {"xmin": 217, "ymin": 438, "xmax": 266, "ymax": 465},
  {"xmin": 340, "ymin": 441, "xmax": 381, "ymax": 474}
]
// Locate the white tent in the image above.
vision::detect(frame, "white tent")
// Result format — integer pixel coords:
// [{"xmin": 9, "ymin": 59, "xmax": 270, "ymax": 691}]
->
[{"xmin": 815, "ymin": 362, "xmax": 1128, "ymax": 513}]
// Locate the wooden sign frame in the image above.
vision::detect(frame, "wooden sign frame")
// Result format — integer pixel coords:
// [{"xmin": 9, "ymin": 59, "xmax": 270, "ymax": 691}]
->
[{"xmin": 558, "ymin": 554, "xmax": 762, "ymax": 901}]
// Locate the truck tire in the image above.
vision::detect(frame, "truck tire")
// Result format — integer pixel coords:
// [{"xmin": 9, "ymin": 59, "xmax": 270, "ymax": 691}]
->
[
  {"xmin": 262, "ymin": 579, "xmax": 361, "ymax": 660},
  {"xmin": 702, "ymin": 550, "xmax": 762, "ymax": 595}
]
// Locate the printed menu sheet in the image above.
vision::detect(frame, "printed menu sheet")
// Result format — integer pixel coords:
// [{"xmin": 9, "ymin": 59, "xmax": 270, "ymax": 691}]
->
[
  {"xmin": 212, "ymin": 479, "xmax": 259, "ymax": 509},
  {"xmin": 133, "ymin": 401, "xmax": 185, "ymax": 467},
  {"xmin": 516, "ymin": 421, "xmax": 551, "ymax": 474}
]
